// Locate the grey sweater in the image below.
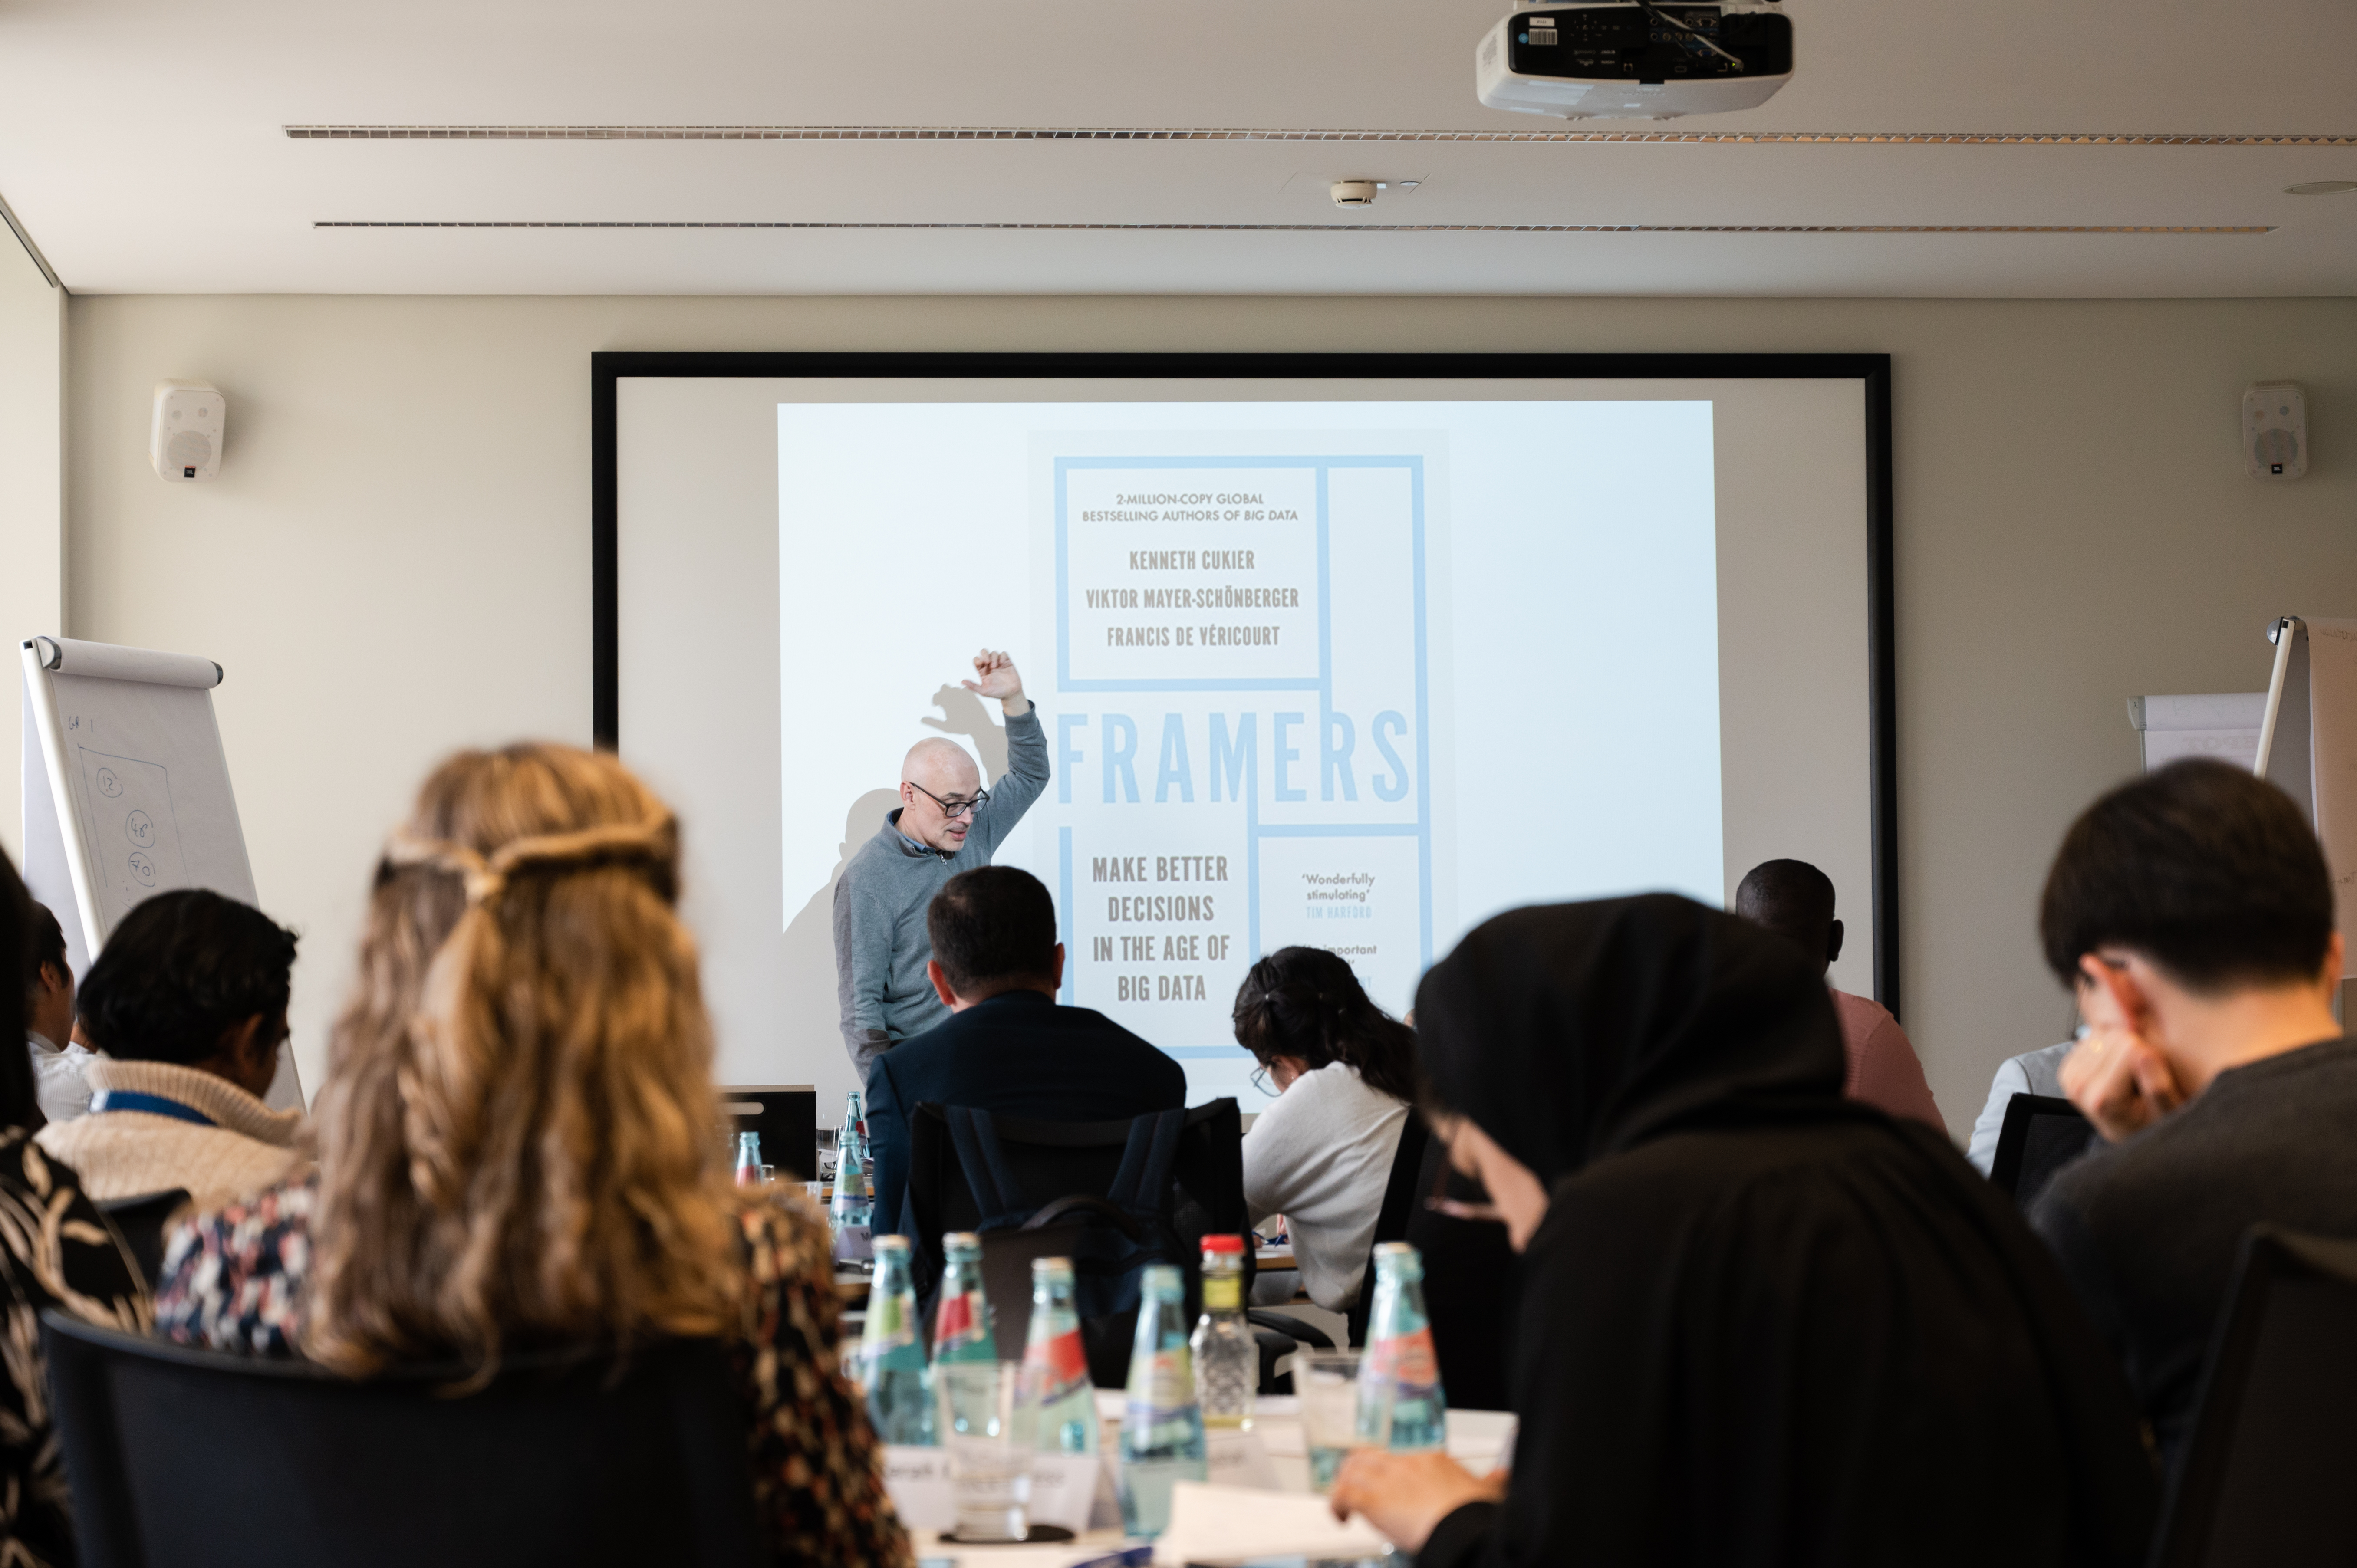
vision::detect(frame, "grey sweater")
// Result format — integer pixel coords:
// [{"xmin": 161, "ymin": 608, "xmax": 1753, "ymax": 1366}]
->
[
  {"xmin": 832, "ymin": 707, "xmax": 1050, "ymax": 1077},
  {"xmin": 2030, "ymin": 1035, "xmax": 2357, "ymax": 1469}
]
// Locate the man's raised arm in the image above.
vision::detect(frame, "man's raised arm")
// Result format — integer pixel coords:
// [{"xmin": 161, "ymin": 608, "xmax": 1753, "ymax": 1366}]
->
[{"xmin": 965, "ymin": 648, "xmax": 1049, "ymax": 856}]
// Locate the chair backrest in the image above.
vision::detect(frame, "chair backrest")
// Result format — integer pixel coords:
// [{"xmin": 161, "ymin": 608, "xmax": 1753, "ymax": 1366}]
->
[
  {"xmin": 98, "ymin": 1189, "xmax": 189, "ymax": 1291},
  {"xmin": 42, "ymin": 1315, "xmax": 767, "ymax": 1568},
  {"xmin": 1989, "ymin": 1091, "xmax": 2096, "ymax": 1208},
  {"xmin": 2150, "ymin": 1226, "xmax": 2357, "ymax": 1568},
  {"xmin": 717, "ymin": 1085, "xmax": 817, "ymax": 1182},
  {"xmin": 905, "ymin": 1098, "xmax": 1245, "ymax": 1384},
  {"xmin": 1402, "ymin": 1129, "xmax": 1519, "ymax": 1413},
  {"xmin": 1344, "ymin": 1113, "xmax": 1432, "ymax": 1348}
]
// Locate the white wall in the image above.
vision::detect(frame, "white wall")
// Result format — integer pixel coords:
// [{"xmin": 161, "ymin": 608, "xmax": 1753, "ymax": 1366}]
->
[
  {"xmin": 0, "ymin": 224, "xmax": 63, "ymax": 869},
  {"xmin": 67, "ymin": 293, "xmax": 2357, "ymax": 1130}
]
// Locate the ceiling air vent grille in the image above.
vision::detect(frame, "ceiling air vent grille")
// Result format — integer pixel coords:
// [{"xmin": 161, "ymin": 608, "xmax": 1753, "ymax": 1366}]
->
[
  {"xmin": 313, "ymin": 220, "xmax": 2275, "ymax": 235},
  {"xmin": 283, "ymin": 125, "xmax": 2357, "ymax": 147}
]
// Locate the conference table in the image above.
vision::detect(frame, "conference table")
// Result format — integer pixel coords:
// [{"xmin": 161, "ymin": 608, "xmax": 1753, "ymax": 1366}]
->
[{"xmin": 903, "ymin": 1393, "xmax": 1516, "ymax": 1566}]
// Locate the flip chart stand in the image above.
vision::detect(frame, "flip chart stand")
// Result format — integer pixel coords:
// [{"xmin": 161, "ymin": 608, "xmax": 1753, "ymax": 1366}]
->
[
  {"xmin": 2256, "ymin": 615, "xmax": 2304, "ymax": 779},
  {"xmin": 20, "ymin": 634, "xmax": 303, "ymax": 1108},
  {"xmin": 2251, "ymin": 614, "xmax": 2357, "ymax": 983}
]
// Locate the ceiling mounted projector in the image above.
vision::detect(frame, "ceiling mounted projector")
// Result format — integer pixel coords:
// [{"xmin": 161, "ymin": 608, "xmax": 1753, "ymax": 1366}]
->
[{"xmin": 1476, "ymin": 0, "xmax": 1793, "ymax": 120}]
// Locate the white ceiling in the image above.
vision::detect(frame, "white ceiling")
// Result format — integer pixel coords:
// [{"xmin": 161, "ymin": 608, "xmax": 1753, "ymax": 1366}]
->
[{"xmin": 1, "ymin": 0, "xmax": 2353, "ymax": 296}]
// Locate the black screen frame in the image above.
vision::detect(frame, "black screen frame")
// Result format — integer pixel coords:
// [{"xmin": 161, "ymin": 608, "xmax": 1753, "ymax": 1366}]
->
[{"xmin": 591, "ymin": 350, "xmax": 1899, "ymax": 1015}]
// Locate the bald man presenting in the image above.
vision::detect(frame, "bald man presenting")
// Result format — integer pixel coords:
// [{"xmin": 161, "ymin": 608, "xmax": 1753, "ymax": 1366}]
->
[{"xmin": 833, "ymin": 649, "xmax": 1050, "ymax": 1078}]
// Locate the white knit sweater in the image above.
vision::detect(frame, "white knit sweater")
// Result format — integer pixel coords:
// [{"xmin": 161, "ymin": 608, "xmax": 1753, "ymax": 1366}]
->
[
  {"xmin": 36, "ymin": 1058, "xmax": 306, "ymax": 1213},
  {"xmin": 1241, "ymin": 1062, "xmax": 1409, "ymax": 1312}
]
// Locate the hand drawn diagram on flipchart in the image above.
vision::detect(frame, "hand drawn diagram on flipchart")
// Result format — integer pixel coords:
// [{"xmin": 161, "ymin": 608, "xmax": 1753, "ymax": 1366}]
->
[{"xmin": 71, "ymin": 739, "xmax": 189, "ymax": 927}]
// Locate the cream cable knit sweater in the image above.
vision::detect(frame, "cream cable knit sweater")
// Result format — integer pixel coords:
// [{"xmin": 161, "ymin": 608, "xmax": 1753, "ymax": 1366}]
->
[{"xmin": 36, "ymin": 1058, "xmax": 306, "ymax": 1213}]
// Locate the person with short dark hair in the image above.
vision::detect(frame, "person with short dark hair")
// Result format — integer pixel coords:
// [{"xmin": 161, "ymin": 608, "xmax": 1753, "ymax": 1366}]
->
[
  {"xmin": 863, "ymin": 865, "xmax": 1185, "ymax": 1238},
  {"xmin": 1233, "ymin": 947, "xmax": 1414, "ymax": 1311},
  {"xmin": 0, "ymin": 849, "xmax": 146, "ymax": 1568},
  {"xmin": 38, "ymin": 888, "xmax": 305, "ymax": 1211},
  {"xmin": 22, "ymin": 900, "xmax": 95, "ymax": 1124},
  {"xmin": 2029, "ymin": 757, "xmax": 2357, "ymax": 1469},
  {"xmin": 1735, "ymin": 858, "xmax": 1943, "ymax": 1127}
]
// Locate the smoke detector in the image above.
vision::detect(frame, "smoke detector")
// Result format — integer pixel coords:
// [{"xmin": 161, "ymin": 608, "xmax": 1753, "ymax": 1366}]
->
[{"xmin": 1331, "ymin": 180, "xmax": 1380, "ymax": 207}]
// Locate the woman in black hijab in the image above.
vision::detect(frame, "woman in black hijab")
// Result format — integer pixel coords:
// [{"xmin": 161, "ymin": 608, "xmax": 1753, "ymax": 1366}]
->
[{"xmin": 1330, "ymin": 895, "xmax": 2158, "ymax": 1568}]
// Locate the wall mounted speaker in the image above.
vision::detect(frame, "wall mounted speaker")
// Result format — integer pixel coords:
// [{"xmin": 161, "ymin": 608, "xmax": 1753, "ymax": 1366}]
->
[
  {"xmin": 2243, "ymin": 381, "xmax": 2308, "ymax": 481},
  {"xmin": 150, "ymin": 381, "xmax": 225, "ymax": 482}
]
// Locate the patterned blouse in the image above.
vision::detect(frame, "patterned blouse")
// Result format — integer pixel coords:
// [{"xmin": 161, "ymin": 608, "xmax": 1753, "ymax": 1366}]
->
[
  {"xmin": 0, "ymin": 1129, "xmax": 150, "ymax": 1568},
  {"xmin": 154, "ymin": 1177, "xmax": 911, "ymax": 1568}
]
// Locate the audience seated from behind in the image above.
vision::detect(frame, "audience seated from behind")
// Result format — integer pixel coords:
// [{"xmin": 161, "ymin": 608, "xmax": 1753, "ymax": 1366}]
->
[
  {"xmin": 1232, "ymin": 947, "xmax": 1411, "ymax": 1314},
  {"xmin": 0, "ymin": 851, "xmax": 149, "ymax": 1568},
  {"xmin": 1735, "ymin": 858, "xmax": 1943, "ymax": 1126},
  {"xmin": 865, "ymin": 865, "xmax": 1184, "ymax": 1238},
  {"xmin": 1967, "ymin": 1035, "xmax": 2077, "ymax": 1174},
  {"xmin": 2028, "ymin": 758, "xmax": 2357, "ymax": 1472},
  {"xmin": 151, "ymin": 744, "xmax": 909, "ymax": 1567},
  {"xmin": 1328, "ymin": 894, "xmax": 2157, "ymax": 1568},
  {"xmin": 38, "ymin": 890, "xmax": 304, "ymax": 1211},
  {"xmin": 23, "ymin": 901, "xmax": 95, "ymax": 1125}
]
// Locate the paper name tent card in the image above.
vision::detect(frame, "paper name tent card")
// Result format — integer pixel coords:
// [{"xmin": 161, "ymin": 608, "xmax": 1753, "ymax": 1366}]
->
[{"xmin": 19, "ymin": 634, "xmax": 301, "ymax": 1107}]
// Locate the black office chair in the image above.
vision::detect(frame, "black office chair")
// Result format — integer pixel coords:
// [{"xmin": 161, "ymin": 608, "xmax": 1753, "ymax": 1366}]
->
[
  {"xmin": 905, "ymin": 1098, "xmax": 1246, "ymax": 1384},
  {"xmin": 1249, "ymin": 1111, "xmax": 1433, "ymax": 1364},
  {"xmin": 97, "ymin": 1189, "xmax": 188, "ymax": 1291},
  {"xmin": 717, "ymin": 1085, "xmax": 818, "ymax": 1182},
  {"xmin": 1403, "ymin": 1128, "xmax": 1520, "ymax": 1413},
  {"xmin": 1988, "ymin": 1092, "xmax": 2096, "ymax": 1209},
  {"xmin": 42, "ymin": 1315, "xmax": 767, "ymax": 1568},
  {"xmin": 2149, "ymin": 1226, "xmax": 2357, "ymax": 1567}
]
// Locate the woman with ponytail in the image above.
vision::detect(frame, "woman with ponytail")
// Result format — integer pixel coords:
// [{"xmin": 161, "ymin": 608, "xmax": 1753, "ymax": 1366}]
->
[
  {"xmin": 1232, "ymin": 947, "xmax": 1416, "ymax": 1312},
  {"xmin": 153, "ymin": 744, "xmax": 908, "ymax": 1566}
]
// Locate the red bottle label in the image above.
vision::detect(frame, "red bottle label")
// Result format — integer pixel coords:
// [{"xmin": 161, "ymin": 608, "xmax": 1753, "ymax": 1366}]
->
[
  {"xmin": 936, "ymin": 1289, "xmax": 984, "ymax": 1344},
  {"xmin": 1369, "ymin": 1326, "xmax": 1438, "ymax": 1386},
  {"xmin": 1027, "ymin": 1327, "xmax": 1088, "ymax": 1390}
]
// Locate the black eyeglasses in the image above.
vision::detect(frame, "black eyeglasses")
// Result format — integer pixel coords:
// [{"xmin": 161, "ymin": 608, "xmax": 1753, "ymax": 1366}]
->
[{"xmin": 908, "ymin": 780, "xmax": 990, "ymax": 819}]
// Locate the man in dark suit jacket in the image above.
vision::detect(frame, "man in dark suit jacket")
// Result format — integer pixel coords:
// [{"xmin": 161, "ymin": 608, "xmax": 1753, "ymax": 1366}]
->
[{"xmin": 866, "ymin": 864, "xmax": 1187, "ymax": 1236}]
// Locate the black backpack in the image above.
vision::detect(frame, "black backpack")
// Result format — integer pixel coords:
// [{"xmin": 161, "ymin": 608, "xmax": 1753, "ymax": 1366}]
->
[{"xmin": 915, "ymin": 1103, "xmax": 1246, "ymax": 1386}]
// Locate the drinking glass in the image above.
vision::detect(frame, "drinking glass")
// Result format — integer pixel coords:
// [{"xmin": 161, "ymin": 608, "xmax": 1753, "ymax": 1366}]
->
[
  {"xmin": 1296, "ymin": 1350, "xmax": 1384, "ymax": 1494},
  {"xmin": 937, "ymin": 1361, "xmax": 1031, "ymax": 1542}
]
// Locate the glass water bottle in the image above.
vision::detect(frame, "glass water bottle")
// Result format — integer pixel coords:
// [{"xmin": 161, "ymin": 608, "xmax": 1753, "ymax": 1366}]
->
[
  {"xmin": 1359, "ymin": 1240, "xmax": 1447, "ymax": 1453},
  {"xmin": 1189, "ymin": 1235, "xmax": 1254, "ymax": 1430},
  {"xmin": 859, "ymin": 1235, "xmax": 936, "ymax": 1444},
  {"xmin": 1020, "ymin": 1256, "xmax": 1099, "ymax": 1454},
  {"xmin": 1117, "ymin": 1264, "xmax": 1207, "ymax": 1538}
]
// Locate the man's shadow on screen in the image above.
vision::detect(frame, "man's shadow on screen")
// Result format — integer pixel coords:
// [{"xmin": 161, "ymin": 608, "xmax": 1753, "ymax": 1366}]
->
[
  {"xmin": 780, "ymin": 788, "xmax": 903, "ymax": 1054},
  {"xmin": 921, "ymin": 684, "xmax": 1007, "ymax": 783},
  {"xmin": 777, "ymin": 690, "xmax": 1010, "ymax": 1050}
]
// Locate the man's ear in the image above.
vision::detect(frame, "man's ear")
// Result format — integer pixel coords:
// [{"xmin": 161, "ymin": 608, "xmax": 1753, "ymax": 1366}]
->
[
  {"xmin": 1825, "ymin": 919, "xmax": 1845, "ymax": 967},
  {"xmin": 927, "ymin": 959, "xmax": 959, "ymax": 1009},
  {"xmin": 2325, "ymin": 932, "xmax": 2347, "ymax": 989},
  {"xmin": 217, "ymin": 1014, "xmax": 266, "ymax": 1072},
  {"xmin": 2080, "ymin": 953, "xmax": 2156, "ymax": 1035},
  {"xmin": 1049, "ymin": 943, "xmax": 1066, "ymax": 994}
]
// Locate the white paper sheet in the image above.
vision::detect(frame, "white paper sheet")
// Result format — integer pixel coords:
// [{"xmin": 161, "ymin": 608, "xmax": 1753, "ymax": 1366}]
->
[{"xmin": 1149, "ymin": 1481, "xmax": 1391, "ymax": 1567}]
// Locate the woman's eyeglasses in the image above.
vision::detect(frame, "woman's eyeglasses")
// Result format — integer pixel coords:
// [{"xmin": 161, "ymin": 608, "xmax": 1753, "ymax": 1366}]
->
[{"xmin": 1249, "ymin": 1063, "xmax": 1279, "ymax": 1098}]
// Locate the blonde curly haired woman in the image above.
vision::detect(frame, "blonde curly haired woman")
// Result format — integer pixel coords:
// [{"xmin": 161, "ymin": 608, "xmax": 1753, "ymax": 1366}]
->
[{"xmin": 154, "ymin": 744, "xmax": 909, "ymax": 1565}]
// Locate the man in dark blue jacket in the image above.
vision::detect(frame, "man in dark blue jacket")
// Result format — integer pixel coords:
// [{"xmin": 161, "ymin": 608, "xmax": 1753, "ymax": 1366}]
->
[{"xmin": 866, "ymin": 864, "xmax": 1186, "ymax": 1238}]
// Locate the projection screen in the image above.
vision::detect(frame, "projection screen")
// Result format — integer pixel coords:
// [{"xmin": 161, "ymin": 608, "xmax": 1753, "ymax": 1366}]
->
[{"xmin": 596, "ymin": 352, "xmax": 1895, "ymax": 1113}]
